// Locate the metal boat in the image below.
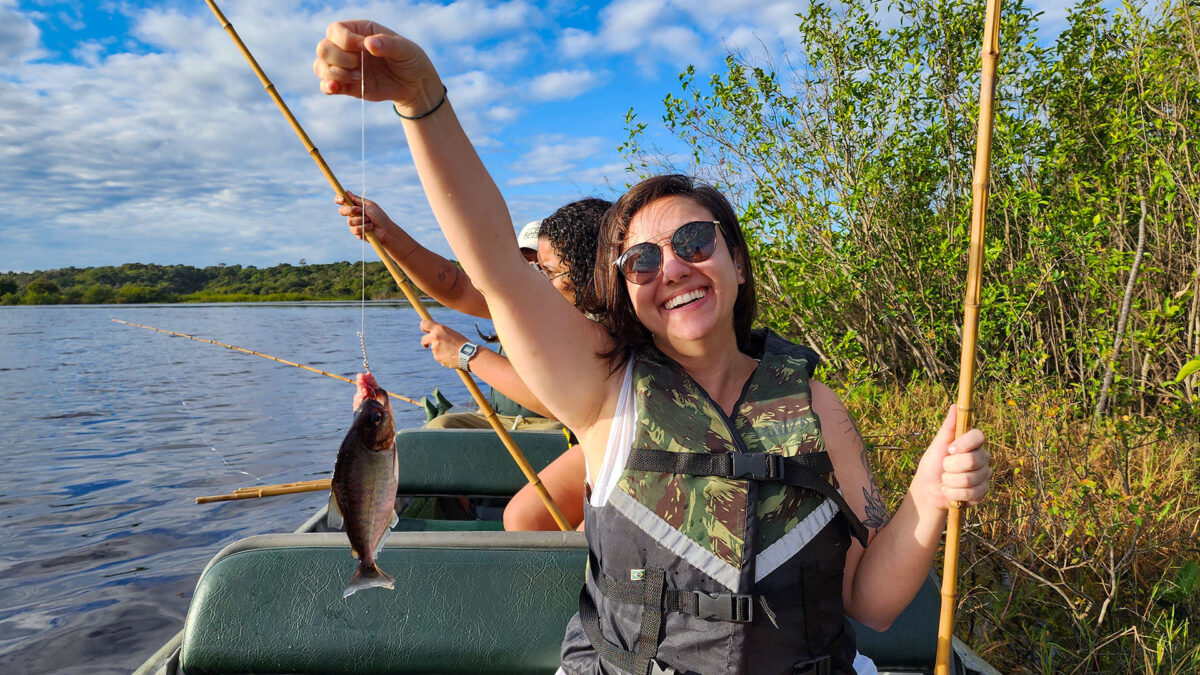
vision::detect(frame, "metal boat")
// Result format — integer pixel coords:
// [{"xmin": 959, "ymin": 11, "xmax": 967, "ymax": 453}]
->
[{"xmin": 134, "ymin": 428, "xmax": 999, "ymax": 675}]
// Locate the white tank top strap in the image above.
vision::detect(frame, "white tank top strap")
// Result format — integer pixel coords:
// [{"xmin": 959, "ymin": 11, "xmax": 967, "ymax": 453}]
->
[{"xmin": 587, "ymin": 358, "xmax": 636, "ymax": 508}]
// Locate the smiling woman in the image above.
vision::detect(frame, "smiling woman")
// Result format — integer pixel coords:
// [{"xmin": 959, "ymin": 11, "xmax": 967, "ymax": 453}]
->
[
  {"xmin": 312, "ymin": 17, "xmax": 992, "ymax": 674},
  {"xmin": 591, "ymin": 176, "xmax": 755, "ymax": 364}
]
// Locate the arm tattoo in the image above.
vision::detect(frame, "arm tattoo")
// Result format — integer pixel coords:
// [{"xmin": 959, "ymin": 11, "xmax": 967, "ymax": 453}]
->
[
  {"xmin": 437, "ymin": 263, "xmax": 461, "ymax": 294},
  {"xmin": 840, "ymin": 409, "xmax": 891, "ymax": 532},
  {"xmin": 861, "ymin": 483, "xmax": 891, "ymax": 532}
]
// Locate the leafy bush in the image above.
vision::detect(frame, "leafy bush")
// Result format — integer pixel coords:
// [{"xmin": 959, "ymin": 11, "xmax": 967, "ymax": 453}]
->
[
  {"xmin": 623, "ymin": 0, "xmax": 1200, "ymax": 419},
  {"xmin": 854, "ymin": 382, "xmax": 1199, "ymax": 674},
  {"xmin": 622, "ymin": 0, "xmax": 1200, "ymax": 671}
]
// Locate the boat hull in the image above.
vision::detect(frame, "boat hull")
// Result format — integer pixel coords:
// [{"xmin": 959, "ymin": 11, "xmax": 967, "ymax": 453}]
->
[{"xmin": 135, "ymin": 428, "xmax": 1000, "ymax": 675}]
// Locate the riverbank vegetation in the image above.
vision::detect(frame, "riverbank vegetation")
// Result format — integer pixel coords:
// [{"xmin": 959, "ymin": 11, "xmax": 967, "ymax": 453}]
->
[
  {"xmin": 622, "ymin": 0, "xmax": 1199, "ymax": 671},
  {"xmin": 0, "ymin": 261, "xmax": 421, "ymax": 305}
]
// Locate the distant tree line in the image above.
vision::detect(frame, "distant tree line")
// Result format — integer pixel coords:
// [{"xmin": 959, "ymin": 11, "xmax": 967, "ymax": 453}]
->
[{"xmin": 0, "ymin": 261, "xmax": 429, "ymax": 305}]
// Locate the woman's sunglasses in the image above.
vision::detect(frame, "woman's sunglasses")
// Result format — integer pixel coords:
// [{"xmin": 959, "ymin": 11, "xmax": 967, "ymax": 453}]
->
[{"xmin": 614, "ymin": 220, "xmax": 722, "ymax": 285}]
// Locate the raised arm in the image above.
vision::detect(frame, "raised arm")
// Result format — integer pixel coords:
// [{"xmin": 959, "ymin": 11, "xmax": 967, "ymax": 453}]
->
[
  {"xmin": 314, "ymin": 22, "xmax": 618, "ymax": 433},
  {"xmin": 338, "ymin": 193, "xmax": 490, "ymax": 318}
]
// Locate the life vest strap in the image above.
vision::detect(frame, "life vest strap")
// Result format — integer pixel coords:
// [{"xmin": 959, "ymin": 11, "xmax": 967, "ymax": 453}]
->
[
  {"xmin": 589, "ymin": 548, "xmax": 756, "ymax": 623},
  {"xmin": 794, "ymin": 655, "xmax": 833, "ymax": 675},
  {"xmin": 596, "ymin": 573, "xmax": 755, "ymax": 623},
  {"xmin": 624, "ymin": 448, "xmax": 869, "ymax": 547},
  {"xmin": 626, "ymin": 448, "xmax": 833, "ymax": 479},
  {"xmin": 578, "ymin": 567, "xmax": 666, "ymax": 675},
  {"xmin": 582, "ymin": 563, "xmax": 839, "ymax": 673}
]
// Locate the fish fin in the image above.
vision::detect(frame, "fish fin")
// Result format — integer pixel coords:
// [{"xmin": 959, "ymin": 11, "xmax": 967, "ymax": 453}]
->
[
  {"xmin": 342, "ymin": 561, "xmax": 395, "ymax": 598},
  {"xmin": 326, "ymin": 491, "xmax": 344, "ymax": 531},
  {"xmin": 373, "ymin": 512, "xmax": 398, "ymax": 556}
]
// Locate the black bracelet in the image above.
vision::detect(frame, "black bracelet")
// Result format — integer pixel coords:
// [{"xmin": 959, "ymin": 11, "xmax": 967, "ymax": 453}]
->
[{"xmin": 393, "ymin": 85, "xmax": 448, "ymax": 120}]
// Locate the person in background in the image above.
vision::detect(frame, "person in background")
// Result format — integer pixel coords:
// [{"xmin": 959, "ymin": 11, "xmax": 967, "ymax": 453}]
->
[
  {"xmin": 499, "ymin": 198, "xmax": 609, "ymax": 531},
  {"xmin": 337, "ymin": 193, "xmax": 611, "ymax": 530},
  {"xmin": 422, "ymin": 217, "xmax": 558, "ymax": 429},
  {"xmin": 337, "ymin": 193, "xmax": 554, "ymax": 427}
]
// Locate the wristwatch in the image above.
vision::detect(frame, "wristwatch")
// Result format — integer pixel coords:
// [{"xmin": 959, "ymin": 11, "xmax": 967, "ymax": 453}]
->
[{"xmin": 457, "ymin": 342, "xmax": 480, "ymax": 372}]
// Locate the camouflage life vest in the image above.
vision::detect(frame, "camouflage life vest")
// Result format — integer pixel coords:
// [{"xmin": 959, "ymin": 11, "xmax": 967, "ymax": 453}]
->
[{"xmin": 560, "ymin": 338, "xmax": 868, "ymax": 675}]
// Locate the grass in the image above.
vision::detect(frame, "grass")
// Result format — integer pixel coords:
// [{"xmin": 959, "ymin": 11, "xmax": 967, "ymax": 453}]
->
[{"xmin": 839, "ymin": 379, "xmax": 1200, "ymax": 674}]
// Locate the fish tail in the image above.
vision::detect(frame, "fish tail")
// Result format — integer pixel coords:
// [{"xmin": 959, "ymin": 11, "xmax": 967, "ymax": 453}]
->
[{"xmin": 342, "ymin": 560, "xmax": 395, "ymax": 598}]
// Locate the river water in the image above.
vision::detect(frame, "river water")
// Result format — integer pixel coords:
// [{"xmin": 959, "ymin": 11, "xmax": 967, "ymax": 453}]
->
[{"xmin": 0, "ymin": 302, "xmax": 490, "ymax": 673}]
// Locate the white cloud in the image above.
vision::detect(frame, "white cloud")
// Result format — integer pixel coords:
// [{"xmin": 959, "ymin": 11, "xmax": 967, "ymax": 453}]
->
[
  {"xmin": 445, "ymin": 69, "xmax": 509, "ymax": 108},
  {"xmin": 600, "ymin": 0, "xmax": 671, "ymax": 52},
  {"xmin": 558, "ymin": 0, "xmax": 673, "ymax": 58},
  {"xmin": 453, "ymin": 39, "xmax": 532, "ymax": 70},
  {"xmin": 507, "ymin": 135, "xmax": 608, "ymax": 186},
  {"xmin": 554, "ymin": 0, "xmax": 713, "ymax": 71},
  {"xmin": 486, "ymin": 105, "xmax": 520, "ymax": 123},
  {"xmin": 528, "ymin": 68, "xmax": 602, "ymax": 101},
  {"xmin": 0, "ymin": 1, "xmax": 450, "ymax": 271},
  {"xmin": 406, "ymin": 0, "xmax": 540, "ymax": 44},
  {"xmin": 656, "ymin": 26, "xmax": 704, "ymax": 62},
  {"xmin": 558, "ymin": 27, "xmax": 597, "ymax": 60},
  {"xmin": 0, "ymin": 0, "xmax": 41, "ymax": 67},
  {"xmin": 4, "ymin": 0, "xmax": 826, "ymax": 271},
  {"xmin": 441, "ymin": 69, "xmax": 517, "ymax": 142}
]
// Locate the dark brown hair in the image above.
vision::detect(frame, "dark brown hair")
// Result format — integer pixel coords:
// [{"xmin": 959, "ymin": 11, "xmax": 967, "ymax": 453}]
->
[{"xmin": 591, "ymin": 175, "xmax": 756, "ymax": 365}]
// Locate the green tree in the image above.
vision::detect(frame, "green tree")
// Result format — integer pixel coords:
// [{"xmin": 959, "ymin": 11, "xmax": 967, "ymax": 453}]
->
[
  {"xmin": 624, "ymin": 0, "xmax": 1199, "ymax": 412},
  {"xmin": 81, "ymin": 285, "xmax": 116, "ymax": 304},
  {"xmin": 24, "ymin": 278, "xmax": 61, "ymax": 304}
]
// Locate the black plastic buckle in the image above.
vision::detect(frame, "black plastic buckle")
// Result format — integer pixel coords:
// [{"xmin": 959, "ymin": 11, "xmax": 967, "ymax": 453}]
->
[
  {"xmin": 648, "ymin": 659, "xmax": 680, "ymax": 675},
  {"xmin": 730, "ymin": 453, "xmax": 782, "ymax": 481},
  {"xmin": 694, "ymin": 591, "xmax": 754, "ymax": 623},
  {"xmin": 793, "ymin": 655, "xmax": 832, "ymax": 675}
]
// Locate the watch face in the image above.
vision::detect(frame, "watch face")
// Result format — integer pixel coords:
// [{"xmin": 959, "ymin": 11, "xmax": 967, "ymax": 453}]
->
[{"xmin": 459, "ymin": 342, "xmax": 478, "ymax": 371}]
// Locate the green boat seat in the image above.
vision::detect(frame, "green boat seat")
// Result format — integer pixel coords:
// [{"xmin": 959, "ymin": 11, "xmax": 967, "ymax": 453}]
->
[
  {"xmin": 181, "ymin": 528, "xmax": 965, "ymax": 674},
  {"xmin": 180, "ymin": 531, "xmax": 586, "ymax": 675},
  {"xmin": 394, "ymin": 429, "xmax": 569, "ymax": 496}
]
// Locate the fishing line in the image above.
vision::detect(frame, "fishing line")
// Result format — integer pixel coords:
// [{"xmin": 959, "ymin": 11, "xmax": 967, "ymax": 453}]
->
[
  {"xmin": 150, "ymin": 330, "xmax": 265, "ymax": 484},
  {"xmin": 356, "ymin": 36, "xmax": 370, "ymax": 374}
]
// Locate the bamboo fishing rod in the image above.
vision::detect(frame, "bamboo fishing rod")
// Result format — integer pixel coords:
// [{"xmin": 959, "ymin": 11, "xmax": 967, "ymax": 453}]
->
[
  {"xmin": 203, "ymin": 0, "xmax": 571, "ymax": 531},
  {"xmin": 935, "ymin": 1, "xmax": 1002, "ymax": 673},
  {"xmin": 112, "ymin": 318, "xmax": 420, "ymax": 406},
  {"xmin": 197, "ymin": 479, "xmax": 331, "ymax": 504}
]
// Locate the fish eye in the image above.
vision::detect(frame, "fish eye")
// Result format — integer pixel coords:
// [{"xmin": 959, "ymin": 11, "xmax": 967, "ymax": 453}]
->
[{"xmin": 370, "ymin": 411, "xmax": 382, "ymax": 425}]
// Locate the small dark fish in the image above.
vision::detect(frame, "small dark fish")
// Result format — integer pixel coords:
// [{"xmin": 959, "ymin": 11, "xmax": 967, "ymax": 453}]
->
[{"xmin": 330, "ymin": 372, "xmax": 398, "ymax": 598}]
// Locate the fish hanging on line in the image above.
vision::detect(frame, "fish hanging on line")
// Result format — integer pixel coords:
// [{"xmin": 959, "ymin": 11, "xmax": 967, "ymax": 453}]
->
[{"xmin": 330, "ymin": 371, "xmax": 398, "ymax": 598}]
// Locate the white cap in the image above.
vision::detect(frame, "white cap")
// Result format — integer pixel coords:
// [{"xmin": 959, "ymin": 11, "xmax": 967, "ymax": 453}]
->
[{"xmin": 517, "ymin": 220, "xmax": 542, "ymax": 251}]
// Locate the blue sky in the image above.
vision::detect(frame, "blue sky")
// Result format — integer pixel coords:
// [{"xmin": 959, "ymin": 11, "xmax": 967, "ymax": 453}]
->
[{"xmin": 2, "ymin": 0, "xmax": 1078, "ymax": 272}]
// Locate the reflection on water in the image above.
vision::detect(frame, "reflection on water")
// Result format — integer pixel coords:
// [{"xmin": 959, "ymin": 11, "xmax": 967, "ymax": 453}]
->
[{"xmin": 0, "ymin": 303, "xmax": 486, "ymax": 673}]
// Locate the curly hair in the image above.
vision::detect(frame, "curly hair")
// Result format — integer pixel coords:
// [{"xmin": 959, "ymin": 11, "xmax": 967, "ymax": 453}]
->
[{"xmin": 538, "ymin": 197, "xmax": 612, "ymax": 311}]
